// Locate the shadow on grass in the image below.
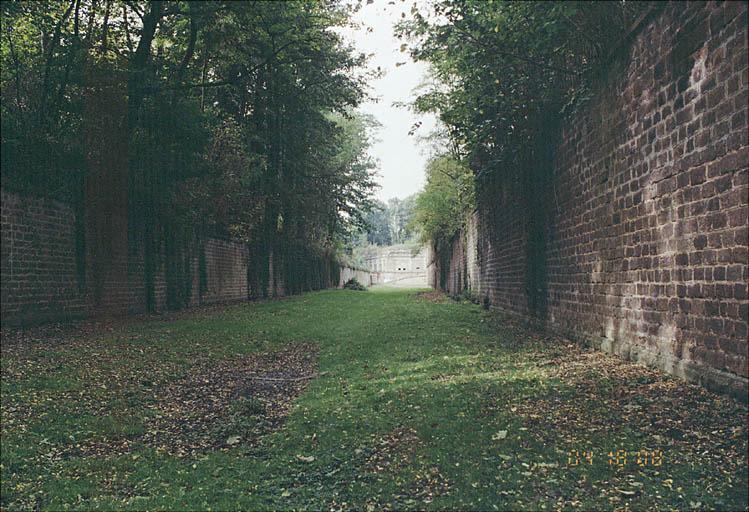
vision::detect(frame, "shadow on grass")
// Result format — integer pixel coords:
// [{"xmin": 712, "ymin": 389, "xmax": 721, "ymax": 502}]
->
[{"xmin": 1, "ymin": 288, "xmax": 746, "ymax": 511}]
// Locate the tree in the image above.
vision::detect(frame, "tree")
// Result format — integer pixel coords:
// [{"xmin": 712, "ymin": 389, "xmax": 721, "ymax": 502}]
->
[
  {"xmin": 412, "ymin": 155, "xmax": 474, "ymax": 251},
  {"xmin": 1, "ymin": 0, "xmax": 379, "ymax": 304},
  {"xmin": 363, "ymin": 200, "xmax": 392, "ymax": 246},
  {"xmin": 360, "ymin": 194, "xmax": 418, "ymax": 246},
  {"xmin": 398, "ymin": 1, "xmax": 645, "ymax": 180}
]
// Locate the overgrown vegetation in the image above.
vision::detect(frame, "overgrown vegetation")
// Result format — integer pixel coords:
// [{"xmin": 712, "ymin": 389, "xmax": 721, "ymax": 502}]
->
[
  {"xmin": 343, "ymin": 277, "xmax": 367, "ymax": 291},
  {"xmin": 399, "ymin": 1, "xmax": 646, "ymax": 177},
  {"xmin": 1, "ymin": 0, "xmax": 378, "ymax": 303},
  {"xmin": 402, "ymin": 1, "xmax": 648, "ymax": 244},
  {"xmin": 412, "ymin": 155, "xmax": 474, "ymax": 251},
  {"xmin": 2, "ymin": 289, "xmax": 746, "ymax": 510}
]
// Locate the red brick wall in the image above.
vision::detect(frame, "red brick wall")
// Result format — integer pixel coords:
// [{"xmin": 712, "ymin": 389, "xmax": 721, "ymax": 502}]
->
[
  {"xmin": 199, "ymin": 239, "xmax": 249, "ymax": 304},
  {"xmin": 433, "ymin": 2, "xmax": 749, "ymax": 396},
  {"xmin": 1, "ymin": 191, "xmax": 253, "ymax": 323},
  {"xmin": 1, "ymin": 189, "xmax": 376, "ymax": 324},
  {"xmin": 1, "ymin": 190, "xmax": 86, "ymax": 322}
]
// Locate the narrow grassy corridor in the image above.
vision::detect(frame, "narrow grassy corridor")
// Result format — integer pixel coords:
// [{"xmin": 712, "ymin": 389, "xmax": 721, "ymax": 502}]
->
[{"xmin": 2, "ymin": 288, "xmax": 747, "ymax": 510}]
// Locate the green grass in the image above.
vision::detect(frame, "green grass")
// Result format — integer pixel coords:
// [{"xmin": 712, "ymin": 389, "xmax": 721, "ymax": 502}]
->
[{"xmin": 1, "ymin": 288, "xmax": 747, "ymax": 510}]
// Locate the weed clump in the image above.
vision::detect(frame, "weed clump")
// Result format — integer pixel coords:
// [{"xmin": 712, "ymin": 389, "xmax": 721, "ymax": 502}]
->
[{"xmin": 343, "ymin": 278, "xmax": 367, "ymax": 291}]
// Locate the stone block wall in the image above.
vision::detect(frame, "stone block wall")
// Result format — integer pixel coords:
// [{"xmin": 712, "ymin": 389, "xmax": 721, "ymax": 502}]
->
[
  {"xmin": 339, "ymin": 267, "xmax": 379, "ymax": 287},
  {"xmin": 431, "ymin": 1, "xmax": 749, "ymax": 396}
]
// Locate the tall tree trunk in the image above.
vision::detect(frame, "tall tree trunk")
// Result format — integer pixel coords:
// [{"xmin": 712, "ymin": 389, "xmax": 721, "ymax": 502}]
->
[{"xmin": 127, "ymin": 1, "xmax": 163, "ymax": 311}]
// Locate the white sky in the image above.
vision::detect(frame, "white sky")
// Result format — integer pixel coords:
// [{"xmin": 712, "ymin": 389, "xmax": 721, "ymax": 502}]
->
[{"xmin": 340, "ymin": 1, "xmax": 437, "ymax": 202}]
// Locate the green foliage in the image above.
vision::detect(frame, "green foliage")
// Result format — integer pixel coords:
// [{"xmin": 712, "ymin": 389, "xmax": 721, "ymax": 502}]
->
[
  {"xmin": 386, "ymin": 195, "xmax": 417, "ymax": 244},
  {"xmin": 1, "ymin": 0, "xmax": 380, "ymax": 303},
  {"xmin": 398, "ymin": 1, "xmax": 646, "ymax": 179},
  {"xmin": 322, "ymin": 111, "xmax": 381, "ymax": 238},
  {"xmin": 362, "ymin": 201, "xmax": 393, "ymax": 246},
  {"xmin": 412, "ymin": 155, "xmax": 474, "ymax": 250},
  {"xmin": 361, "ymin": 194, "xmax": 418, "ymax": 246},
  {"xmin": 343, "ymin": 277, "xmax": 366, "ymax": 291}
]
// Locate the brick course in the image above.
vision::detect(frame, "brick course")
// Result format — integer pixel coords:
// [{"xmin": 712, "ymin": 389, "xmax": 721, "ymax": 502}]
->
[
  {"xmin": 0, "ymin": 191, "xmax": 86, "ymax": 323},
  {"xmin": 199, "ymin": 239, "xmax": 249, "ymax": 305},
  {"xmin": 431, "ymin": 2, "xmax": 749, "ymax": 397},
  {"xmin": 1, "ymin": 189, "xmax": 371, "ymax": 324}
]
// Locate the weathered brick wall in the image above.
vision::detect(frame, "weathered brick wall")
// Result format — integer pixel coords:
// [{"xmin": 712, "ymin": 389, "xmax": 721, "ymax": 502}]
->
[
  {"xmin": 434, "ymin": 2, "xmax": 749, "ymax": 396},
  {"xmin": 0, "ymin": 190, "xmax": 86, "ymax": 322},
  {"xmin": 0, "ymin": 192, "xmax": 243, "ymax": 322},
  {"xmin": 121, "ymin": 249, "xmax": 167, "ymax": 314},
  {"xmin": 1, "ymin": 189, "xmax": 378, "ymax": 323},
  {"xmin": 199, "ymin": 239, "xmax": 249, "ymax": 304}
]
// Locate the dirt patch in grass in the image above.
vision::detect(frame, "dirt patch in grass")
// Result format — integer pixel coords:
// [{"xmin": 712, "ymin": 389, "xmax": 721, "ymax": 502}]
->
[
  {"xmin": 141, "ymin": 342, "xmax": 319, "ymax": 457},
  {"xmin": 60, "ymin": 342, "xmax": 320, "ymax": 458},
  {"xmin": 414, "ymin": 290, "xmax": 448, "ymax": 303}
]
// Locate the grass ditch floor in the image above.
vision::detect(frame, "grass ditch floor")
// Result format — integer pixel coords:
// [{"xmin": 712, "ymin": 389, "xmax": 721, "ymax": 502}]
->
[{"xmin": 1, "ymin": 288, "xmax": 747, "ymax": 510}]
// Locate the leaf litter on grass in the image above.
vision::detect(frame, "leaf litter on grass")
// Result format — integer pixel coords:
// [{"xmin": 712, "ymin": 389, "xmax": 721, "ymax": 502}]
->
[
  {"xmin": 414, "ymin": 290, "xmax": 449, "ymax": 303},
  {"xmin": 366, "ymin": 426, "xmax": 422, "ymax": 474},
  {"xmin": 2, "ymin": 308, "xmax": 325, "ymax": 510},
  {"xmin": 485, "ymin": 322, "xmax": 749, "ymax": 510},
  {"xmin": 361, "ymin": 426, "xmax": 452, "ymax": 509},
  {"xmin": 2, "ymin": 328, "xmax": 319, "ymax": 459},
  {"xmin": 3, "ymin": 291, "xmax": 748, "ymax": 511},
  {"xmin": 143, "ymin": 342, "xmax": 319, "ymax": 456}
]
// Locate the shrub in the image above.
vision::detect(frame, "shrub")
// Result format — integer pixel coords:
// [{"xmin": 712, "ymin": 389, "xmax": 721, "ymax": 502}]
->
[{"xmin": 343, "ymin": 278, "xmax": 367, "ymax": 291}]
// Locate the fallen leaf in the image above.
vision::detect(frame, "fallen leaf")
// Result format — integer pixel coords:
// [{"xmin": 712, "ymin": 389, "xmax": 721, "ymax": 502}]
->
[{"xmin": 492, "ymin": 430, "xmax": 508, "ymax": 440}]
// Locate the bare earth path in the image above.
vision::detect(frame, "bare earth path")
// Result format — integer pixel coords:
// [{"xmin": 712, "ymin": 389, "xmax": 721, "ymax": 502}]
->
[{"xmin": 1, "ymin": 288, "xmax": 747, "ymax": 510}]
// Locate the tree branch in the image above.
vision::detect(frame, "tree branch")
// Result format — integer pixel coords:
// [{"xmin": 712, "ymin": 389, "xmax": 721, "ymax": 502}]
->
[
  {"xmin": 122, "ymin": 4, "xmax": 134, "ymax": 54},
  {"xmin": 173, "ymin": 11, "xmax": 198, "ymax": 82},
  {"xmin": 455, "ymin": 26, "xmax": 580, "ymax": 77},
  {"xmin": 128, "ymin": 0, "xmax": 164, "ymax": 115},
  {"xmin": 40, "ymin": 0, "xmax": 76, "ymax": 126}
]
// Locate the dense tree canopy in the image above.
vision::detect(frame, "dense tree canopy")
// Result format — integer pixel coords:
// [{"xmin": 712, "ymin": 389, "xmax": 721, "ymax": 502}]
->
[
  {"xmin": 1, "ymin": 0, "xmax": 379, "ymax": 302},
  {"xmin": 400, "ymin": 0, "xmax": 647, "ymax": 247},
  {"xmin": 399, "ymin": 0, "xmax": 646, "ymax": 178},
  {"xmin": 361, "ymin": 195, "xmax": 417, "ymax": 246}
]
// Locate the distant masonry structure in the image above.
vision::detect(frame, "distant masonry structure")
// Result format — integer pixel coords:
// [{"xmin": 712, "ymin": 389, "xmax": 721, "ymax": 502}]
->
[{"xmin": 365, "ymin": 245, "xmax": 428, "ymax": 286}]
